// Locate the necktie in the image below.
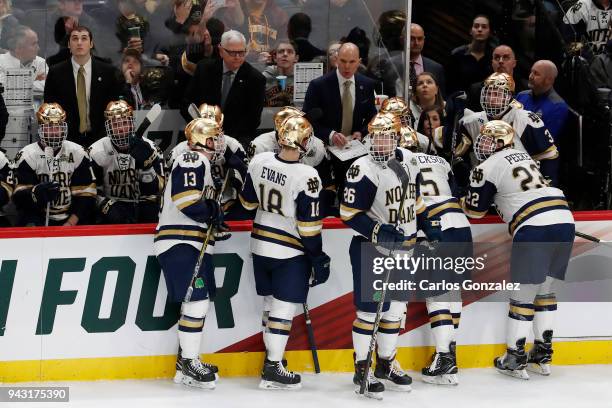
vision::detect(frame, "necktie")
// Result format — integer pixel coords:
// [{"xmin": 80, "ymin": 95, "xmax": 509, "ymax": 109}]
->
[
  {"xmin": 409, "ymin": 61, "xmax": 417, "ymax": 93},
  {"xmin": 341, "ymin": 80, "xmax": 353, "ymax": 136},
  {"xmin": 221, "ymin": 71, "xmax": 234, "ymax": 108},
  {"xmin": 77, "ymin": 65, "xmax": 87, "ymax": 133}
]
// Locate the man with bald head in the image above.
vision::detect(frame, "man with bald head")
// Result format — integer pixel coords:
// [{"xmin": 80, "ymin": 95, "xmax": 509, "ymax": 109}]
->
[
  {"xmin": 303, "ymin": 41, "xmax": 377, "ymax": 198},
  {"xmin": 517, "ymin": 60, "xmax": 569, "ymax": 142},
  {"xmin": 467, "ymin": 45, "xmax": 525, "ymax": 111}
]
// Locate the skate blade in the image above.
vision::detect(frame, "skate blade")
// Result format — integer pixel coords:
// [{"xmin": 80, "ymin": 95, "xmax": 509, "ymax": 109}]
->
[
  {"xmin": 422, "ymin": 373, "xmax": 459, "ymax": 385},
  {"xmin": 527, "ymin": 363, "xmax": 551, "ymax": 376},
  {"xmin": 354, "ymin": 387, "xmax": 383, "ymax": 400},
  {"xmin": 259, "ymin": 380, "xmax": 302, "ymax": 390},
  {"xmin": 182, "ymin": 377, "xmax": 216, "ymax": 389},
  {"xmin": 496, "ymin": 367, "xmax": 529, "ymax": 380},
  {"xmin": 381, "ymin": 379, "xmax": 412, "ymax": 392},
  {"xmin": 173, "ymin": 370, "xmax": 183, "ymax": 384}
]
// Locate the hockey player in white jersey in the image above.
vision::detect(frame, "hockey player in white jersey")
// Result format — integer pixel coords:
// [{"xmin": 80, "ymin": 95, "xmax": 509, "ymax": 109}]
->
[
  {"xmin": 239, "ymin": 115, "xmax": 331, "ymax": 390},
  {"xmin": 340, "ymin": 113, "xmax": 440, "ymax": 397},
  {"xmin": 563, "ymin": 0, "xmax": 612, "ymax": 55},
  {"xmin": 248, "ymin": 106, "xmax": 335, "ymax": 216},
  {"xmin": 380, "ymin": 97, "xmax": 435, "ymax": 154},
  {"xmin": 154, "ymin": 118, "xmax": 227, "ymax": 389},
  {"xmin": 12, "ymin": 103, "xmax": 96, "ymax": 226},
  {"xmin": 89, "ymin": 100, "xmax": 164, "ymax": 224},
  {"xmin": 168, "ymin": 104, "xmax": 248, "ymax": 220},
  {"xmin": 458, "ymin": 73, "xmax": 560, "ymax": 185},
  {"xmin": 397, "ymin": 124, "xmax": 472, "ymax": 385},
  {"xmin": 461, "ymin": 120, "xmax": 575, "ymax": 379}
]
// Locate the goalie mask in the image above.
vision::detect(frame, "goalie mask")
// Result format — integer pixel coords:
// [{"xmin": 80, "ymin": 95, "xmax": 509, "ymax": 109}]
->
[
  {"xmin": 37, "ymin": 103, "xmax": 68, "ymax": 149},
  {"xmin": 277, "ymin": 115, "xmax": 313, "ymax": 158},
  {"xmin": 104, "ymin": 100, "xmax": 135, "ymax": 149},
  {"xmin": 366, "ymin": 112, "xmax": 400, "ymax": 165},
  {"xmin": 185, "ymin": 117, "xmax": 226, "ymax": 161},
  {"xmin": 480, "ymin": 72, "xmax": 515, "ymax": 119},
  {"xmin": 380, "ymin": 97, "xmax": 412, "ymax": 126},
  {"xmin": 474, "ymin": 120, "xmax": 514, "ymax": 161},
  {"xmin": 198, "ymin": 103, "xmax": 224, "ymax": 125}
]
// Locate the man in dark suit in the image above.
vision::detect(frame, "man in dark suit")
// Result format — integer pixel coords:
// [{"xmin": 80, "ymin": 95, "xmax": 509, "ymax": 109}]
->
[
  {"xmin": 184, "ymin": 29, "xmax": 265, "ymax": 147},
  {"xmin": 44, "ymin": 25, "xmax": 120, "ymax": 148},
  {"xmin": 302, "ymin": 42, "xmax": 377, "ymax": 196}
]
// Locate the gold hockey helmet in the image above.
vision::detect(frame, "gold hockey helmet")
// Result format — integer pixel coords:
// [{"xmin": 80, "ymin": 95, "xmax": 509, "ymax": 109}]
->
[
  {"xmin": 480, "ymin": 72, "xmax": 515, "ymax": 118},
  {"xmin": 367, "ymin": 112, "xmax": 400, "ymax": 165},
  {"xmin": 104, "ymin": 100, "xmax": 135, "ymax": 149},
  {"xmin": 398, "ymin": 124, "xmax": 420, "ymax": 152},
  {"xmin": 277, "ymin": 115, "xmax": 313, "ymax": 155},
  {"xmin": 185, "ymin": 117, "xmax": 225, "ymax": 160},
  {"xmin": 274, "ymin": 106, "xmax": 304, "ymax": 132},
  {"xmin": 198, "ymin": 103, "xmax": 224, "ymax": 125},
  {"xmin": 37, "ymin": 103, "xmax": 67, "ymax": 149},
  {"xmin": 380, "ymin": 97, "xmax": 411, "ymax": 125},
  {"xmin": 474, "ymin": 120, "xmax": 515, "ymax": 161}
]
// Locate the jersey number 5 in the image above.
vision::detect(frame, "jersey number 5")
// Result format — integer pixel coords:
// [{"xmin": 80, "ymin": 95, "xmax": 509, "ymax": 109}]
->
[{"xmin": 420, "ymin": 167, "xmax": 440, "ymax": 196}]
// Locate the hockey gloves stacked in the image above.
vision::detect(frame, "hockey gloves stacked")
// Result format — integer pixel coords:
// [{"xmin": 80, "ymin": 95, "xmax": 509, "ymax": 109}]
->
[
  {"xmin": 129, "ymin": 137, "xmax": 157, "ymax": 169},
  {"xmin": 372, "ymin": 223, "xmax": 405, "ymax": 251},
  {"xmin": 310, "ymin": 252, "xmax": 331, "ymax": 287},
  {"xmin": 31, "ymin": 181, "xmax": 60, "ymax": 206},
  {"xmin": 204, "ymin": 198, "xmax": 231, "ymax": 239}
]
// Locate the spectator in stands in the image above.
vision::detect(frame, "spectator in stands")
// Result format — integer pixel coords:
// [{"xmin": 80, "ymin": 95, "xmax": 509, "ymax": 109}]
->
[
  {"xmin": 0, "ymin": 25, "xmax": 48, "ymax": 100},
  {"xmin": 410, "ymin": 72, "xmax": 445, "ymax": 129},
  {"xmin": 0, "ymin": 0, "xmax": 19, "ymax": 52},
  {"xmin": 184, "ymin": 30, "xmax": 265, "ymax": 146},
  {"xmin": 120, "ymin": 48, "xmax": 147, "ymax": 109},
  {"xmin": 416, "ymin": 105, "xmax": 445, "ymax": 140},
  {"xmin": 165, "ymin": 0, "xmax": 205, "ymax": 34},
  {"xmin": 590, "ymin": 38, "xmax": 612, "ymax": 88},
  {"xmin": 287, "ymin": 12, "xmax": 324, "ymax": 62},
  {"xmin": 325, "ymin": 41, "xmax": 341, "ymax": 72},
  {"xmin": 366, "ymin": 9, "xmax": 407, "ymax": 96},
  {"xmin": 517, "ymin": 60, "xmax": 569, "ymax": 143},
  {"xmin": 31, "ymin": 0, "xmax": 97, "ymax": 58},
  {"xmin": 447, "ymin": 14, "xmax": 495, "ymax": 95},
  {"xmin": 395, "ymin": 24, "xmax": 446, "ymax": 97},
  {"xmin": 302, "ymin": 42, "xmax": 377, "ymax": 193},
  {"xmin": 263, "ymin": 39, "xmax": 298, "ymax": 107},
  {"xmin": 466, "ymin": 44, "xmax": 523, "ymax": 111},
  {"xmin": 44, "ymin": 25, "xmax": 121, "ymax": 147}
]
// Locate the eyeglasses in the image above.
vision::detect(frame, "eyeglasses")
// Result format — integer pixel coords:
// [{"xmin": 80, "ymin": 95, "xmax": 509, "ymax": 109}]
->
[{"xmin": 221, "ymin": 47, "xmax": 246, "ymax": 57}]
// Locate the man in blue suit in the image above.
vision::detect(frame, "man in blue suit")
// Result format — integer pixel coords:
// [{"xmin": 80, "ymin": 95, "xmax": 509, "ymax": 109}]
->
[{"xmin": 303, "ymin": 42, "xmax": 377, "ymax": 198}]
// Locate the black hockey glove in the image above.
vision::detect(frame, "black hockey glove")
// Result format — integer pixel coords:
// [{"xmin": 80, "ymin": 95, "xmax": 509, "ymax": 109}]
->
[
  {"xmin": 204, "ymin": 199, "xmax": 224, "ymax": 228},
  {"xmin": 371, "ymin": 223, "xmax": 405, "ymax": 251},
  {"xmin": 129, "ymin": 138, "xmax": 156, "ymax": 169},
  {"xmin": 224, "ymin": 149, "xmax": 247, "ymax": 179},
  {"xmin": 31, "ymin": 181, "xmax": 60, "ymax": 205},
  {"xmin": 310, "ymin": 252, "xmax": 331, "ymax": 287},
  {"xmin": 101, "ymin": 199, "xmax": 136, "ymax": 224}
]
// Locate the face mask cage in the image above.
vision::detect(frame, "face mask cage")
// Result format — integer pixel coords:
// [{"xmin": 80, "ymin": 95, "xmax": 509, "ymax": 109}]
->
[
  {"xmin": 480, "ymin": 86, "xmax": 512, "ymax": 118},
  {"xmin": 106, "ymin": 116, "xmax": 135, "ymax": 149},
  {"xmin": 38, "ymin": 122, "xmax": 68, "ymax": 149}
]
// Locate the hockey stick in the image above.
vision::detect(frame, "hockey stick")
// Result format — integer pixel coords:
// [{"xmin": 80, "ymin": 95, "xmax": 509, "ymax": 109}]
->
[
  {"xmin": 44, "ymin": 146, "xmax": 55, "ymax": 227},
  {"xmin": 134, "ymin": 103, "xmax": 162, "ymax": 139},
  {"xmin": 358, "ymin": 158, "xmax": 412, "ymax": 397},
  {"xmin": 575, "ymin": 231, "xmax": 612, "ymax": 244},
  {"xmin": 184, "ymin": 171, "xmax": 231, "ymax": 303},
  {"xmin": 449, "ymin": 92, "xmax": 467, "ymax": 168},
  {"xmin": 302, "ymin": 302, "xmax": 321, "ymax": 374},
  {"xmin": 188, "ymin": 103, "xmax": 202, "ymax": 120}
]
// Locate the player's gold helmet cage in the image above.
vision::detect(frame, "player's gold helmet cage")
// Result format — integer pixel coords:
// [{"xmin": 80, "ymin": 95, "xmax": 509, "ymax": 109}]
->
[
  {"xmin": 480, "ymin": 72, "xmax": 516, "ymax": 119},
  {"xmin": 366, "ymin": 112, "xmax": 401, "ymax": 166},
  {"xmin": 474, "ymin": 120, "xmax": 515, "ymax": 161},
  {"xmin": 104, "ymin": 100, "xmax": 135, "ymax": 149},
  {"xmin": 277, "ymin": 115, "xmax": 313, "ymax": 159},
  {"xmin": 198, "ymin": 103, "xmax": 224, "ymax": 125},
  {"xmin": 37, "ymin": 102, "xmax": 68, "ymax": 149},
  {"xmin": 185, "ymin": 117, "xmax": 226, "ymax": 161}
]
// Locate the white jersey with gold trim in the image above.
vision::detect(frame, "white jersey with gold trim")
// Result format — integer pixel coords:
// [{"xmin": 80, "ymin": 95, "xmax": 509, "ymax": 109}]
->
[
  {"xmin": 247, "ymin": 130, "xmax": 329, "ymax": 168},
  {"xmin": 154, "ymin": 149, "xmax": 216, "ymax": 255},
  {"xmin": 461, "ymin": 148, "xmax": 574, "ymax": 235},
  {"xmin": 564, "ymin": 0, "xmax": 612, "ymax": 55},
  {"xmin": 239, "ymin": 151, "xmax": 323, "ymax": 259}
]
